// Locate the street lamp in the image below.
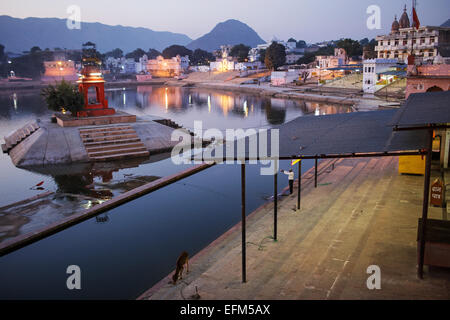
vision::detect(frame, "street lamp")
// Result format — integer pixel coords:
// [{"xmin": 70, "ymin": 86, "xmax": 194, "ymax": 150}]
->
[{"xmin": 316, "ymin": 66, "xmax": 322, "ymax": 94}]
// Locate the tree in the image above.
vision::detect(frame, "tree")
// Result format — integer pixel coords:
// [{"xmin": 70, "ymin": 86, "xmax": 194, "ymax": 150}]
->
[
  {"xmin": 162, "ymin": 45, "xmax": 192, "ymax": 59},
  {"xmin": 9, "ymin": 49, "xmax": 53, "ymax": 79},
  {"xmin": 0, "ymin": 44, "xmax": 6, "ymax": 77},
  {"xmin": 105, "ymin": 48, "xmax": 123, "ymax": 59},
  {"xmin": 296, "ymin": 52, "xmax": 316, "ymax": 65},
  {"xmin": 296, "ymin": 45, "xmax": 334, "ymax": 65},
  {"xmin": 66, "ymin": 50, "xmax": 82, "ymax": 63},
  {"xmin": 147, "ymin": 48, "xmax": 162, "ymax": 59},
  {"xmin": 41, "ymin": 80, "xmax": 85, "ymax": 115},
  {"xmin": 288, "ymin": 38, "xmax": 296, "ymax": 43},
  {"xmin": 259, "ymin": 49, "xmax": 266, "ymax": 63},
  {"xmin": 359, "ymin": 38, "xmax": 369, "ymax": 47},
  {"xmin": 264, "ymin": 42, "xmax": 286, "ymax": 70},
  {"xmin": 296, "ymin": 40, "xmax": 307, "ymax": 48},
  {"xmin": 362, "ymin": 39, "xmax": 377, "ymax": 59},
  {"xmin": 191, "ymin": 49, "xmax": 214, "ymax": 65},
  {"xmin": 125, "ymin": 48, "xmax": 146, "ymax": 62},
  {"xmin": 336, "ymin": 38, "xmax": 362, "ymax": 57},
  {"xmin": 230, "ymin": 44, "xmax": 251, "ymax": 62},
  {"xmin": 30, "ymin": 46, "xmax": 42, "ymax": 54}
]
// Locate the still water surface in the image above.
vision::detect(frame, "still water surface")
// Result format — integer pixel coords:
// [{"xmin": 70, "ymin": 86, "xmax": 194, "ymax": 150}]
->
[{"xmin": 0, "ymin": 85, "xmax": 349, "ymax": 299}]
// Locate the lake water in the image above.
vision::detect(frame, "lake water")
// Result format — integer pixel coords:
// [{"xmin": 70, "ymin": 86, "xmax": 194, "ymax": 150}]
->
[{"xmin": 0, "ymin": 85, "xmax": 350, "ymax": 299}]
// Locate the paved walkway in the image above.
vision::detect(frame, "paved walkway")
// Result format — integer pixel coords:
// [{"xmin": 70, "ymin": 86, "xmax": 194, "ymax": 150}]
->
[{"xmin": 142, "ymin": 157, "xmax": 450, "ymax": 300}]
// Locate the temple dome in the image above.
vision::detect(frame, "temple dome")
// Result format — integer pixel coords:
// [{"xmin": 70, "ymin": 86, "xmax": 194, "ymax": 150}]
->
[
  {"xmin": 391, "ymin": 16, "xmax": 400, "ymax": 33},
  {"xmin": 399, "ymin": 5, "xmax": 410, "ymax": 28}
]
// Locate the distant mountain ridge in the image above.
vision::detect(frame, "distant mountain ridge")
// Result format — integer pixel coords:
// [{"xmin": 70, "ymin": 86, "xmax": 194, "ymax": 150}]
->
[
  {"xmin": 0, "ymin": 15, "xmax": 192, "ymax": 53},
  {"xmin": 187, "ymin": 19, "xmax": 266, "ymax": 51}
]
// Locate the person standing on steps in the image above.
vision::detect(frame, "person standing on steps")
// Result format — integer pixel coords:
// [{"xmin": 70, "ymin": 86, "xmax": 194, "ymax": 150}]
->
[{"xmin": 281, "ymin": 169, "xmax": 294, "ymax": 194}]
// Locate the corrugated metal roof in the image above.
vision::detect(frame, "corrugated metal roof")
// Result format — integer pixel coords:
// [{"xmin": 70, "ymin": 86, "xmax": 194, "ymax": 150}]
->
[
  {"xmin": 194, "ymin": 109, "xmax": 428, "ymax": 161},
  {"xmin": 389, "ymin": 91, "xmax": 450, "ymax": 128},
  {"xmin": 377, "ymin": 70, "xmax": 407, "ymax": 77},
  {"xmin": 326, "ymin": 67, "xmax": 362, "ymax": 71}
]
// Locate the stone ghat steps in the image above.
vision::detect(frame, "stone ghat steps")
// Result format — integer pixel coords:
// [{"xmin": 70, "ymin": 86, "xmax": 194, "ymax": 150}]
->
[
  {"xmin": 79, "ymin": 125, "xmax": 149, "ymax": 162},
  {"xmin": 82, "ymin": 133, "xmax": 139, "ymax": 143},
  {"xmin": 87, "ymin": 143, "xmax": 147, "ymax": 155},
  {"xmin": 80, "ymin": 129, "xmax": 135, "ymax": 138},
  {"xmin": 83, "ymin": 137, "xmax": 141, "ymax": 147},
  {"xmin": 2, "ymin": 121, "xmax": 40, "ymax": 154}
]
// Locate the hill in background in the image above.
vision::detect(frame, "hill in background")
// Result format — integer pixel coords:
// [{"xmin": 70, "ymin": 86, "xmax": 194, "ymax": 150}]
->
[
  {"xmin": 0, "ymin": 15, "xmax": 192, "ymax": 53},
  {"xmin": 187, "ymin": 19, "xmax": 265, "ymax": 52}
]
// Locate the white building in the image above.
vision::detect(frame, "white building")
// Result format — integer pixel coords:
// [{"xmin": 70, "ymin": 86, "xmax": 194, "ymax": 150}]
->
[
  {"xmin": 180, "ymin": 56, "xmax": 190, "ymax": 70},
  {"xmin": 316, "ymin": 48, "xmax": 348, "ymax": 69},
  {"xmin": 147, "ymin": 55, "xmax": 189, "ymax": 77},
  {"xmin": 248, "ymin": 47, "xmax": 260, "ymax": 62},
  {"xmin": 123, "ymin": 58, "xmax": 137, "ymax": 74},
  {"xmin": 105, "ymin": 57, "xmax": 137, "ymax": 74},
  {"xmin": 376, "ymin": 5, "xmax": 450, "ymax": 62},
  {"xmin": 248, "ymin": 39, "xmax": 305, "ymax": 64},
  {"xmin": 210, "ymin": 58, "xmax": 235, "ymax": 72},
  {"xmin": 362, "ymin": 58, "xmax": 399, "ymax": 93},
  {"xmin": 271, "ymin": 70, "xmax": 299, "ymax": 86},
  {"xmin": 210, "ymin": 45, "xmax": 236, "ymax": 71},
  {"xmin": 235, "ymin": 61, "xmax": 263, "ymax": 71},
  {"xmin": 190, "ymin": 65, "xmax": 210, "ymax": 72},
  {"xmin": 135, "ymin": 54, "xmax": 149, "ymax": 74},
  {"xmin": 286, "ymin": 53, "xmax": 304, "ymax": 64}
]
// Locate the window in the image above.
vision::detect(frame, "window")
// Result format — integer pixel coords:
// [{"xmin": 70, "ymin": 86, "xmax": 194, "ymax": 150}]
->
[{"xmin": 87, "ymin": 86, "xmax": 99, "ymax": 105}]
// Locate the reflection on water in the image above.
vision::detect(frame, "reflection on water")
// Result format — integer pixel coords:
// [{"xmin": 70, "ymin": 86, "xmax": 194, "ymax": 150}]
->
[
  {"xmin": 0, "ymin": 85, "xmax": 351, "ymax": 299},
  {"xmin": 0, "ymin": 85, "xmax": 350, "ymax": 237},
  {"xmin": 0, "ymin": 85, "xmax": 350, "ymax": 234},
  {"xmin": 108, "ymin": 86, "xmax": 350, "ymax": 130}
]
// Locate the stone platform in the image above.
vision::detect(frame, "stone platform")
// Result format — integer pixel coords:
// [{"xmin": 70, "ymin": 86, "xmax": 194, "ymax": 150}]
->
[
  {"xmin": 5, "ymin": 115, "xmax": 192, "ymax": 167},
  {"xmin": 142, "ymin": 157, "xmax": 450, "ymax": 300},
  {"xmin": 56, "ymin": 111, "xmax": 136, "ymax": 127}
]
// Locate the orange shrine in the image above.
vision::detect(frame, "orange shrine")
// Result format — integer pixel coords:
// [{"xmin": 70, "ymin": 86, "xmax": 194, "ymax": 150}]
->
[{"xmin": 77, "ymin": 42, "xmax": 115, "ymax": 117}]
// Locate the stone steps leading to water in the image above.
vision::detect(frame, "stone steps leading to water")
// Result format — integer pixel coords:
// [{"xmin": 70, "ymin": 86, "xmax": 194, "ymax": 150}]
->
[
  {"xmin": 79, "ymin": 125, "xmax": 149, "ymax": 162},
  {"xmin": 1, "ymin": 121, "xmax": 40, "ymax": 154}
]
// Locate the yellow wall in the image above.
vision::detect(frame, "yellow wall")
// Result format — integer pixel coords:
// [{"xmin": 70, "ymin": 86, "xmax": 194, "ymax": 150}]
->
[{"xmin": 398, "ymin": 155, "xmax": 426, "ymax": 175}]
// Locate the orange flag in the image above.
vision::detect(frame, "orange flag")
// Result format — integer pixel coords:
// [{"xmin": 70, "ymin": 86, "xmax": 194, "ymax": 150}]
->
[{"xmin": 412, "ymin": 7, "xmax": 420, "ymax": 29}]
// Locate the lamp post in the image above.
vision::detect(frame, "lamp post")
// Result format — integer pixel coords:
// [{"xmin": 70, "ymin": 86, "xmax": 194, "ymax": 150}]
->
[{"xmin": 316, "ymin": 65, "xmax": 321, "ymax": 94}]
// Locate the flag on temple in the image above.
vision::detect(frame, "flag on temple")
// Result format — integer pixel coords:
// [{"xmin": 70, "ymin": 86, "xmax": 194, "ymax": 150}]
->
[{"xmin": 412, "ymin": 6, "xmax": 420, "ymax": 29}]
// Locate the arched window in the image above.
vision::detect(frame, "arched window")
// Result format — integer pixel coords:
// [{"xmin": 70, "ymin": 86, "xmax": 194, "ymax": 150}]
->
[{"xmin": 426, "ymin": 86, "xmax": 443, "ymax": 92}]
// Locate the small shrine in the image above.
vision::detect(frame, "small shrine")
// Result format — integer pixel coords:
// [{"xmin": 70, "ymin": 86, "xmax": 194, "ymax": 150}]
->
[{"xmin": 76, "ymin": 42, "xmax": 115, "ymax": 117}]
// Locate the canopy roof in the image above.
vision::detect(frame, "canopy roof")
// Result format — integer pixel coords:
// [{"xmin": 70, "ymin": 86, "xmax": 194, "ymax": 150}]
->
[
  {"xmin": 389, "ymin": 91, "xmax": 450, "ymax": 129},
  {"xmin": 194, "ymin": 109, "xmax": 428, "ymax": 161}
]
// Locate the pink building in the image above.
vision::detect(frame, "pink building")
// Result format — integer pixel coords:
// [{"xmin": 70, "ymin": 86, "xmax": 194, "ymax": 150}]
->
[
  {"xmin": 405, "ymin": 56, "xmax": 450, "ymax": 169},
  {"xmin": 41, "ymin": 60, "xmax": 78, "ymax": 82},
  {"xmin": 405, "ymin": 61, "xmax": 450, "ymax": 98}
]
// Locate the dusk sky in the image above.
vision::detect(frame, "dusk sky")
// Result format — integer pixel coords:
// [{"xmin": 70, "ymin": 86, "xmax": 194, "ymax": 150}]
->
[{"xmin": 1, "ymin": 0, "xmax": 449, "ymax": 43}]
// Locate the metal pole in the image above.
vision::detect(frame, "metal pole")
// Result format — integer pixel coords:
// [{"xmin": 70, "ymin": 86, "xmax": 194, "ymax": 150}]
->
[
  {"xmin": 274, "ymin": 161, "xmax": 278, "ymax": 241},
  {"xmin": 297, "ymin": 160, "xmax": 301, "ymax": 210},
  {"xmin": 418, "ymin": 129, "xmax": 433, "ymax": 279},
  {"xmin": 314, "ymin": 158, "xmax": 318, "ymax": 188},
  {"xmin": 241, "ymin": 162, "xmax": 246, "ymax": 283}
]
